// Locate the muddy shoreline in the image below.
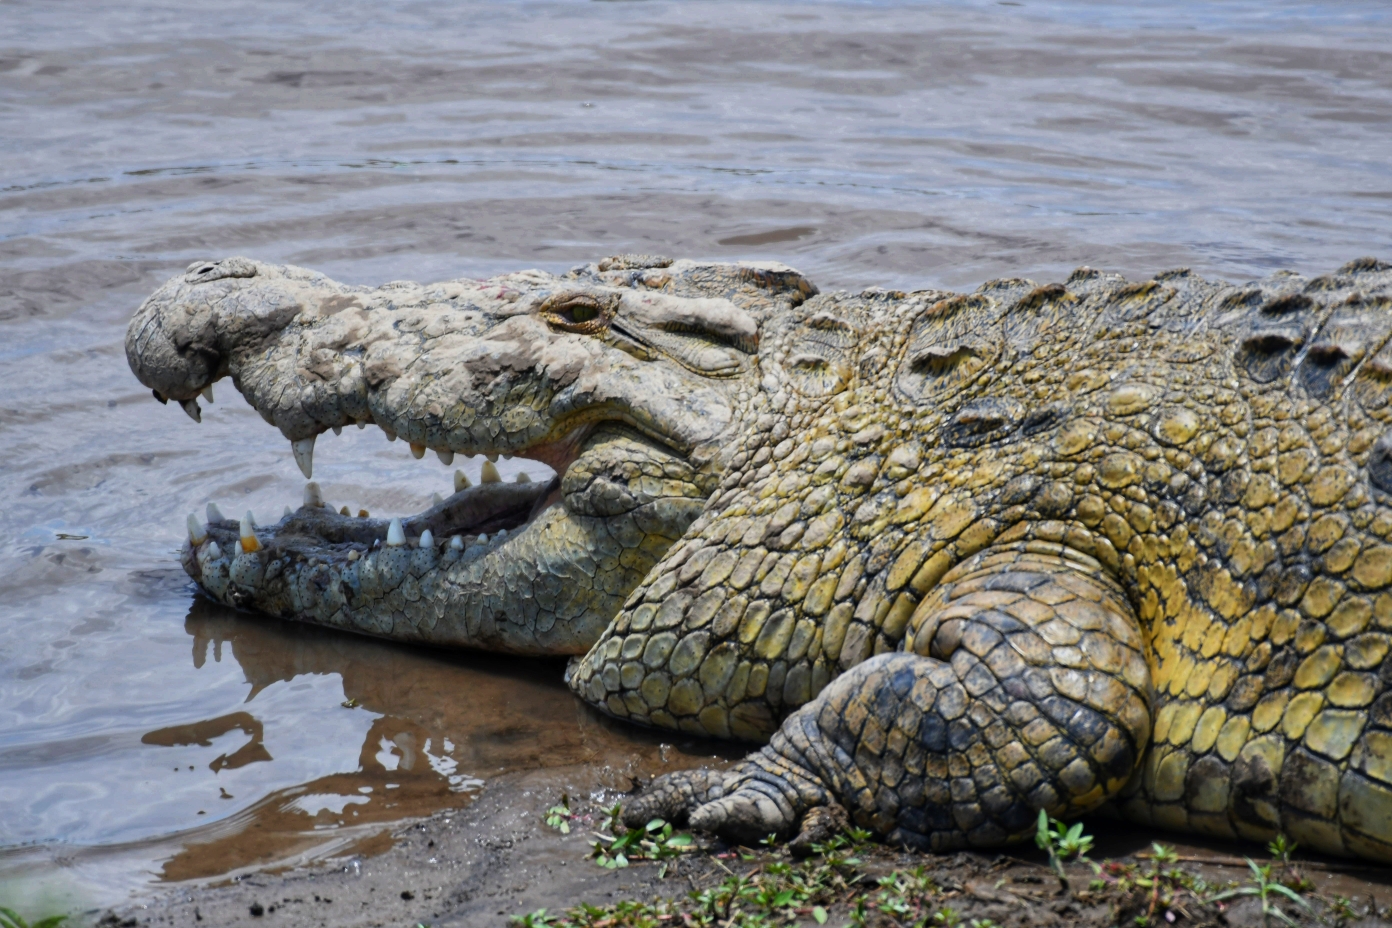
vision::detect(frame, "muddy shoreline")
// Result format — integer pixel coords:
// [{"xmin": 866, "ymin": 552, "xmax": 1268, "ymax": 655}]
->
[{"xmin": 108, "ymin": 759, "xmax": 1392, "ymax": 928}]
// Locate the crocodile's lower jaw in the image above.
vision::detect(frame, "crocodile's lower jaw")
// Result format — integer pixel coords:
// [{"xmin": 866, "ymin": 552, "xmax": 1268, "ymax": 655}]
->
[{"xmin": 181, "ymin": 428, "xmax": 706, "ymax": 655}]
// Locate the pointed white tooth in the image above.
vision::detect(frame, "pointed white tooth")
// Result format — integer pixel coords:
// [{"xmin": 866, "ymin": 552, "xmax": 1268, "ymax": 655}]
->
[
  {"xmin": 304, "ymin": 482, "xmax": 323, "ymax": 508},
  {"xmin": 497, "ymin": 528, "xmax": 507, "ymax": 539},
  {"xmin": 235, "ymin": 539, "xmax": 244, "ymax": 555},
  {"xmin": 419, "ymin": 529, "xmax": 434, "ymax": 549},
  {"xmin": 187, "ymin": 513, "xmax": 208, "ymax": 545},
  {"xmin": 240, "ymin": 512, "xmax": 260, "ymax": 553},
  {"xmin": 200, "ymin": 384, "xmax": 214, "ymax": 403},
  {"xmin": 448, "ymin": 535, "xmax": 463, "ymax": 550},
  {"xmin": 431, "ymin": 492, "xmax": 444, "ymax": 506},
  {"xmin": 410, "ymin": 442, "xmax": 426, "ymax": 460},
  {"xmin": 436, "ymin": 449, "xmax": 455, "ymax": 465},
  {"xmin": 181, "ymin": 399, "xmax": 201, "ymax": 423},
  {"xmin": 333, "ymin": 425, "xmax": 342, "ymax": 436},
  {"xmin": 515, "ymin": 471, "xmax": 531, "ymax": 483},
  {"xmin": 485, "ymin": 452, "xmax": 499, "ymax": 463},
  {"xmin": 356, "ymin": 422, "xmax": 366, "ymax": 430},
  {"xmin": 503, "ymin": 454, "xmax": 513, "ymax": 461},
  {"xmin": 383, "ymin": 427, "xmax": 397, "ymax": 442},
  {"xmin": 283, "ymin": 506, "xmax": 294, "ymax": 519},
  {"xmin": 206, "ymin": 541, "xmax": 222, "ymax": 559},
  {"xmin": 291, "ymin": 437, "xmax": 316, "ymax": 479},
  {"xmin": 480, "ymin": 460, "xmax": 501, "ymax": 483},
  {"xmin": 477, "ymin": 533, "xmax": 488, "ymax": 544},
  {"xmin": 347, "ymin": 549, "xmax": 360, "ymax": 561},
  {"xmin": 386, "ymin": 518, "xmax": 405, "ymax": 547},
  {"xmin": 206, "ymin": 502, "xmax": 225, "ymax": 523},
  {"xmin": 454, "ymin": 469, "xmax": 471, "ymax": 493}
]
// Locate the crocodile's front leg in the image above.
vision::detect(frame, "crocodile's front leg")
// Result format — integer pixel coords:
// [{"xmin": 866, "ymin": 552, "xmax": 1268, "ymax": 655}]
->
[{"xmin": 625, "ymin": 547, "xmax": 1154, "ymax": 850}]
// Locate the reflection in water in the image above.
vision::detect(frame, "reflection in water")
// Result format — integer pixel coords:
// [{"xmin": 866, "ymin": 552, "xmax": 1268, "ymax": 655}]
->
[
  {"xmin": 143, "ymin": 713, "xmax": 273, "ymax": 773},
  {"xmin": 141, "ymin": 598, "xmax": 687, "ymax": 882}
]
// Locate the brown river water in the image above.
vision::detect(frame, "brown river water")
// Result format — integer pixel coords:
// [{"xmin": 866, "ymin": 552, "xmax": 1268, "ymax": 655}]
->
[{"xmin": 4, "ymin": 0, "xmax": 1392, "ymax": 909}]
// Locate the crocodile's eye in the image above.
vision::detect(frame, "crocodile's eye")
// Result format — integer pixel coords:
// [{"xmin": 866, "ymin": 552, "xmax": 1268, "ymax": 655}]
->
[{"xmin": 539, "ymin": 291, "xmax": 616, "ymax": 334}]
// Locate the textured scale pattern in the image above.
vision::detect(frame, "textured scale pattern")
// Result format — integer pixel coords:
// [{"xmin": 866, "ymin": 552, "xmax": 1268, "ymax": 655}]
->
[{"xmin": 578, "ymin": 258, "xmax": 1392, "ymax": 861}]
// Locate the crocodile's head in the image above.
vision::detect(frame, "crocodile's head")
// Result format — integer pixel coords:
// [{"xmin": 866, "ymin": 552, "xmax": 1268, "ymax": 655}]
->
[{"xmin": 127, "ymin": 255, "xmax": 815, "ymax": 654}]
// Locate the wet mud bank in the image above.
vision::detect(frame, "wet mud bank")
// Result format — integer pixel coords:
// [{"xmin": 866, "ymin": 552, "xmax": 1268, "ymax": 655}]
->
[{"xmin": 110, "ymin": 765, "xmax": 1392, "ymax": 928}]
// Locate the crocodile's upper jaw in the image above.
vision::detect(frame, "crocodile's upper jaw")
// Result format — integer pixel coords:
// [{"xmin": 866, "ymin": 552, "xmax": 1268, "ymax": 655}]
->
[{"xmin": 129, "ymin": 255, "xmax": 816, "ymax": 654}]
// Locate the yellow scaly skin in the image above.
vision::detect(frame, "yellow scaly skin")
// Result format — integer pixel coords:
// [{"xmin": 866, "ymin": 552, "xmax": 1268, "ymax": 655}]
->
[{"xmin": 581, "ymin": 258, "xmax": 1392, "ymax": 861}]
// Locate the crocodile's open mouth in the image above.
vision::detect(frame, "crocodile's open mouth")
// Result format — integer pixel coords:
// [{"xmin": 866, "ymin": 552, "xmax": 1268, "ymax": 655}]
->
[{"xmin": 183, "ymin": 418, "xmax": 706, "ymax": 654}]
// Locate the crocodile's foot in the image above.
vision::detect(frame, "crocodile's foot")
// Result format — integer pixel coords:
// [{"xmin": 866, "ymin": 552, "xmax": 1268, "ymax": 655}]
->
[{"xmin": 129, "ymin": 254, "xmax": 815, "ymax": 654}]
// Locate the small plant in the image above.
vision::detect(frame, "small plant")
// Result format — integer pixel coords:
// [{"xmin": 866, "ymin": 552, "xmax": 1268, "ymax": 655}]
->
[
  {"xmin": 933, "ymin": 905, "xmax": 963, "ymax": 928},
  {"xmin": 545, "ymin": 794, "xmax": 575, "ymax": 834},
  {"xmin": 507, "ymin": 909, "xmax": 555, "ymax": 927},
  {"xmin": 587, "ymin": 802, "xmax": 693, "ymax": 872},
  {"xmin": 1207, "ymin": 858, "xmax": 1310, "ymax": 928},
  {"xmin": 1035, "ymin": 809, "xmax": 1094, "ymax": 891},
  {"xmin": 0, "ymin": 910, "xmax": 67, "ymax": 928},
  {"xmin": 1267, "ymin": 834, "xmax": 1296, "ymax": 865}
]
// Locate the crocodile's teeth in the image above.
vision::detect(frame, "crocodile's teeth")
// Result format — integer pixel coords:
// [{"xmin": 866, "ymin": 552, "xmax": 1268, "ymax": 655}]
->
[
  {"xmin": 340, "ymin": 505, "xmax": 351, "ymax": 516},
  {"xmin": 431, "ymin": 492, "xmax": 444, "ymax": 506},
  {"xmin": 477, "ymin": 533, "xmax": 488, "ymax": 544},
  {"xmin": 386, "ymin": 518, "xmax": 405, "ymax": 547},
  {"xmin": 240, "ymin": 512, "xmax": 261, "ymax": 553},
  {"xmin": 206, "ymin": 502, "xmax": 225, "ymax": 523},
  {"xmin": 333, "ymin": 426, "xmax": 342, "ymax": 436},
  {"xmin": 358, "ymin": 509, "xmax": 369, "ymax": 518},
  {"xmin": 436, "ymin": 449, "xmax": 455, "ymax": 465},
  {"xmin": 497, "ymin": 528, "xmax": 507, "ymax": 539},
  {"xmin": 291, "ymin": 437, "xmax": 315, "ymax": 479},
  {"xmin": 304, "ymin": 482, "xmax": 323, "ymax": 508},
  {"xmin": 383, "ymin": 427, "xmax": 397, "ymax": 442},
  {"xmin": 356, "ymin": 422, "xmax": 366, "ymax": 430},
  {"xmin": 200, "ymin": 384, "xmax": 214, "ymax": 403},
  {"xmin": 449, "ymin": 535, "xmax": 464, "ymax": 550},
  {"xmin": 410, "ymin": 442, "xmax": 426, "ymax": 460},
  {"xmin": 486, "ymin": 452, "xmax": 499, "ymax": 463},
  {"xmin": 347, "ymin": 549, "xmax": 360, "ymax": 561},
  {"xmin": 515, "ymin": 471, "xmax": 531, "ymax": 484},
  {"xmin": 206, "ymin": 540, "xmax": 221, "ymax": 559},
  {"xmin": 187, "ymin": 513, "xmax": 208, "ymax": 545},
  {"xmin": 283, "ymin": 506, "xmax": 293, "ymax": 519},
  {"xmin": 419, "ymin": 529, "xmax": 434, "ymax": 549},
  {"xmin": 454, "ymin": 469, "xmax": 471, "ymax": 492},
  {"xmin": 181, "ymin": 399, "xmax": 201, "ymax": 423},
  {"xmin": 480, "ymin": 460, "xmax": 501, "ymax": 484}
]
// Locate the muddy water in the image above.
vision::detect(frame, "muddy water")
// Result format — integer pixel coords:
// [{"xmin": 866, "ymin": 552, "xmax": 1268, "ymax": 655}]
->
[{"xmin": 4, "ymin": 0, "xmax": 1392, "ymax": 907}]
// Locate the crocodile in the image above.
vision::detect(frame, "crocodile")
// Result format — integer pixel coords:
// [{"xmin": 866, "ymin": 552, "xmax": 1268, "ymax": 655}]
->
[{"xmin": 127, "ymin": 253, "xmax": 1392, "ymax": 862}]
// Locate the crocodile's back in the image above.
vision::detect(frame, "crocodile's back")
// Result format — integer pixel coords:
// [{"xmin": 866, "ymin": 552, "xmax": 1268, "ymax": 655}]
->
[{"xmin": 1087, "ymin": 257, "xmax": 1392, "ymax": 858}]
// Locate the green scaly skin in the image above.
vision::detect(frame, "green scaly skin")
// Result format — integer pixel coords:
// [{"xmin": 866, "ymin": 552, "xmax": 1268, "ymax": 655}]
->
[{"xmin": 129, "ymin": 254, "xmax": 1392, "ymax": 861}]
